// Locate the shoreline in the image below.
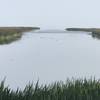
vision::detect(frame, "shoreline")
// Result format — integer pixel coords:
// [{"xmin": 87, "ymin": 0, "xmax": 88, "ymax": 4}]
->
[
  {"xmin": 66, "ymin": 28, "xmax": 100, "ymax": 33},
  {"xmin": 0, "ymin": 27, "xmax": 40, "ymax": 33},
  {"xmin": 0, "ymin": 27, "xmax": 40, "ymax": 44}
]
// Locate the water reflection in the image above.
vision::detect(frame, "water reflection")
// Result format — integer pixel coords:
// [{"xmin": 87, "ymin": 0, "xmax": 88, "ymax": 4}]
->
[{"xmin": 36, "ymin": 29, "xmax": 100, "ymax": 40}]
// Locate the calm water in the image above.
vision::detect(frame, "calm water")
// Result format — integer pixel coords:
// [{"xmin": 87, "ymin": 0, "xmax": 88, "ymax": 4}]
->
[{"xmin": 0, "ymin": 30, "xmax": 100, "ymax": 89}]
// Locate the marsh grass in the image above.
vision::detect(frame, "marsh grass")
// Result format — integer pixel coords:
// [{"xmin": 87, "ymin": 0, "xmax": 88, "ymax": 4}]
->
[
  {"xmin": 0, "ymin": 27, "xmax": 40, "ymax": 44},
  {"xmin": 66, "ymin": 28, "xmax": 100, "ymax": 33},
  {"xmin": 0, "ymin": 78, "xmax": 100, "ymax": 100},
  {"xmin": 0, "ymin": 32, "xmax": 22, "ymax": 44},
  {"xmin": 0, "ymin": 27, "xmax": 40, "ymax": 33}
]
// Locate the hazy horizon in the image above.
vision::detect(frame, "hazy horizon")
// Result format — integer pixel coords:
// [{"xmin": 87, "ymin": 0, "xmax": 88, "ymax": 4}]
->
[{"xmin": 0, "ymin": 0, "xmax": 100, "ymax": 29}]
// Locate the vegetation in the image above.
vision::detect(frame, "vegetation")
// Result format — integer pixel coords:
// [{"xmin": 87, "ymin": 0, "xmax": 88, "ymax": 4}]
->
[
  {"xmin": 0, "ymin": 27, "xmax": 40, "ymax": 33},
  {"xmin": 0, "ymin": 32, "xmax": 22, "ymax": 44},
  {"xmin": 66, "ymin": 28, "xmax": 100, "ymax": 40},
  {"xmin": 0, "ymin": 27, "xmax": 40, "ymax": 44},
  {"xmin": 66, "ymin": 28, "xmax": 100, "ymax": 33},
  {"xmin": 0, "ymin": 78, "xmax": 100, "ymax": 100}
]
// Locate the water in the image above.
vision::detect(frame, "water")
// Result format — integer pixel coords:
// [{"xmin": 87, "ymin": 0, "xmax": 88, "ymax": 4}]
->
[{"xmin": 0, "ymin": 30, "xmax": 100, "ymax": 89}]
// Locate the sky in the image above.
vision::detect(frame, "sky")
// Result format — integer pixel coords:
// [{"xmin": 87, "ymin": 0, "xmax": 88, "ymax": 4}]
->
[{"xmin": 0, "ymin": 0, "xmax": 100, "ymax": 29}]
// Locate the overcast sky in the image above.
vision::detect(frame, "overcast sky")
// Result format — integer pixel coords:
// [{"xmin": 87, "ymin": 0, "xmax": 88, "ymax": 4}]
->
[{"xmin": 0, "ymin": 0, "xmax": 100, "ymax": 29}]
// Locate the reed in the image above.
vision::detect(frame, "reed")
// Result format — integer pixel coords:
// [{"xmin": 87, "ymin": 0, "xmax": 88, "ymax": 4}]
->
[{"xmin": 0, "ymin": 78, "xmax": 100, "ymax": 100}]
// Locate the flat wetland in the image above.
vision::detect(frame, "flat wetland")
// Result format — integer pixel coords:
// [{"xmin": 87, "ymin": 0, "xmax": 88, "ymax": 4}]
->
[
  {"xmin": 0, "ymin": 27, "xmax": 100, "ymax": 100},
  {"xmin": 0, "ymin": 27, "xmax": 40, "ymax": 44},
  {"xmin": 0, "ymin": 27, "xmax": 40, "ymax": 33},
  {"xmin": 66, "ymin": 28, "xmax": 100, "ymax": 33}
]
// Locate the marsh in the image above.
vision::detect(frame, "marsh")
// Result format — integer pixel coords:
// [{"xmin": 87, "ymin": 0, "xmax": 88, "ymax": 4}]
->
[
  {"xmin": 0, "ymin": 29, "xmax": 100, "ymax": 89},
  {"xmin": 0, "ymin": 27, "xmax": 40, "ymax": 44}
]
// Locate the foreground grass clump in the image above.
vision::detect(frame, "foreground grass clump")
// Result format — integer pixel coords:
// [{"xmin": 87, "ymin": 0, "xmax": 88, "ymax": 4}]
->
[{"xmin": 1, "ymin": 78, "xmax": 100, "ymax": 100}]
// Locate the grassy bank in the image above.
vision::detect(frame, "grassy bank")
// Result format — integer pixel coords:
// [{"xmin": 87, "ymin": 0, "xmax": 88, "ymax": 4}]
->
[
  {"xmin": 66, "ymin": 28, "xmax": 100, "ymax": 33},
  {"xmin": 0, "ymin": 27, "xmax": 40, "ymax": 34},
  {"xmin": 0, "ymin": 27, "xmax": 40, "ymax": 44},
  {"xmin": 66, "ymin": 28, "xmax": 100, "ymax": 40},
  {"xmin": 0, "ymin": 32, "xmax": 22, "ymax": 44},
  {"xmin": 1, "ymin": 78, "xmax": 100, "ymax": 100}
]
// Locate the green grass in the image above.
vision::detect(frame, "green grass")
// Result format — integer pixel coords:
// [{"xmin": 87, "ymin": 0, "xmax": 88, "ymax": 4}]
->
[
  {"xmin": 0, "ymin": 27, "xmax": 40, "ymax": 44},
  {"xmin": 0, "ymin": 32, "xmax": 22, "ymax": 44},
  {"xmin": 1, "ymin": 78, "xmax": 100, "ymax": 100}
]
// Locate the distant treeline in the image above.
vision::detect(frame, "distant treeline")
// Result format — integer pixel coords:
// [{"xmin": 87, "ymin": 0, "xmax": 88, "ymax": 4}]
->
[{"xmin": 0, "ymin": 78, "xmax": 100, "ymax": 100}]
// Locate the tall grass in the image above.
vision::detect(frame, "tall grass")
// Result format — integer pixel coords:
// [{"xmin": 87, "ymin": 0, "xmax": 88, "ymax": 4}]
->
[{"xmin": 1, "ymin": 78, "xmax": 100, "ymax": 100}]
